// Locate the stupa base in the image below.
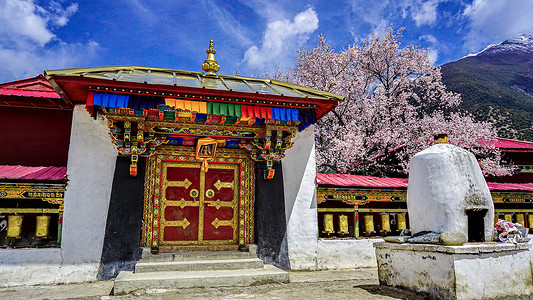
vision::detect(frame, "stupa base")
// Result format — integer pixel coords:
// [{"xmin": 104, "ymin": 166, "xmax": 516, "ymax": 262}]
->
[{"xmin": 374, "ymin": 242, "xmax": 533, "ymax": 300}]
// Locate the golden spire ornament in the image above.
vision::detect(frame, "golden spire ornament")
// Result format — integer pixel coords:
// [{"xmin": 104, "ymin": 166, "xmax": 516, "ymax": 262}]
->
[{"xmin": 202, "ymin": 40, "xmax": 220, "ymax": 76}]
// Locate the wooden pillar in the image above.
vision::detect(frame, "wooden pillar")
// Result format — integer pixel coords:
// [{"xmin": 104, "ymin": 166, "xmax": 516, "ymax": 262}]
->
[{"xmin": 354, "ymin": 206, "xmax": 359, "ymax": 238}]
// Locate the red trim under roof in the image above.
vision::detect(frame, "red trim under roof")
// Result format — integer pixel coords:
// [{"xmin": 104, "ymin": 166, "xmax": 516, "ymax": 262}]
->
[
  {"xmin": 0, "ymin": 165, "xmax": 67, "ymax": 182},
  {"xmin": 316, "ymin": 173, "xmax": 533, "ymax": 192}
]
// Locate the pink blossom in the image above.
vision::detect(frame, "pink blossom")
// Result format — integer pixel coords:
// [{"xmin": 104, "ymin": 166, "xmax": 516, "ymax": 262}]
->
[{"xmin": 269, "ymin": 27, "xmax": 510, "ymax": 176}]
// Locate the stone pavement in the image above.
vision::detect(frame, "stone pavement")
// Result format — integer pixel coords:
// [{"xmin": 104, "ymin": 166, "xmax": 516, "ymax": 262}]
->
[{"xmin": 0, "ymin": 268, "xmax": 431, "ymax": 300}]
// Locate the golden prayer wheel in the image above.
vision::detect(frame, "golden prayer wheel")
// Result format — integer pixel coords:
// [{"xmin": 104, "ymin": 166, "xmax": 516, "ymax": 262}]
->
[
  {"xmin": 338, "ymin": 215, "xmax": 349, "ymax": 234},
  {"xmin": 516, "ymin": 214, "xmax": 525, "ymax": 227},
  {"xmin": 397, "ymin": 213, "xmax": 407, "ymax": 230},
  {"xmin": 363, "ymin": 215, "xmax": 375, "ymax": 233},
  {"xmin": 504, "ymin": 214, "xmax": 513, "ymax": 223},
  {"xmin": 323, "ymin": 214, "xmax": 334, "ymax": 234},
  {"xmin": 380, "ymin": 214, "xmax": 390, "ymax": 232},
  {"xmin": 528, "ymin": 214, "xmax": 533, "ymax": 229},
  {"xmin": 7, "ymin": 215, "xmax": 24, "ymax": 239},
  {"xmin": 35, "ymin": 215, "xmax": 51, "ymax": 239}
]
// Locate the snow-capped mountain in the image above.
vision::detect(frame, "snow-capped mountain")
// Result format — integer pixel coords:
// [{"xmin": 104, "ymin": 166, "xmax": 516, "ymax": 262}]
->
[
  {"xmin": 477, "ymin": 34, "xmax": 533, "ymax": 56},
  {"xmin": 440, "ymin": 34, "xmax": 533, "ymax": 141}
]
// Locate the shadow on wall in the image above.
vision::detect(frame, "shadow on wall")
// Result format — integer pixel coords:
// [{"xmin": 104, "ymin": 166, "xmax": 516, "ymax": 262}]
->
[
  {"xmin": 254, "ymin": 161, "xmax": 290, "ymax": 269},
  {"xmin": 97, "ymin": 157, "xmax": 145, "ymax": 280}
]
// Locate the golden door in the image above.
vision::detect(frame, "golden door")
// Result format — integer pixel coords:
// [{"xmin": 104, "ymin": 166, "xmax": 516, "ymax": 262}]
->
[{"xmin": 160, "ymin": 161, "xmax": 238, "ymax": 245}]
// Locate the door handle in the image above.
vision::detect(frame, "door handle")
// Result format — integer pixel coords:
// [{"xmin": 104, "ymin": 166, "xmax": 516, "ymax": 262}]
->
[{"xmin": 190, "ymin": 189, "xmax": 199, "ymax": 201}]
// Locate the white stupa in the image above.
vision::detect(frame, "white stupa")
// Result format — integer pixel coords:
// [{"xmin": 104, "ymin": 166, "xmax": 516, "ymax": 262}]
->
[{"xmin": 406, "ymin": 137, "xmax": 494, "ymax": 242}]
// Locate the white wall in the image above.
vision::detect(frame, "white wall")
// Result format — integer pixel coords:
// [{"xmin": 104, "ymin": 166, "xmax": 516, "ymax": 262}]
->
[
  {"xmin": 281, "ymin": 125, "xmax": 318, "ymax": 270},
  {"xmin": 0, "ymin": 105, "xmax": 117, "ymax": 286},
  {"xmin": 61, "ymin": 105, "xmax": 117, "ymax": 265},
  {"xmin": 316, "ymin": 239, "xmax": 382, "ymax": 269}
]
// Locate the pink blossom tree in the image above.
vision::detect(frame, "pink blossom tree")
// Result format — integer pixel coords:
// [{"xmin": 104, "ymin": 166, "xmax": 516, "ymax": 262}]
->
[{"xmin": 272, "ymin": 28, "xmax": 509, "ymax": 176}]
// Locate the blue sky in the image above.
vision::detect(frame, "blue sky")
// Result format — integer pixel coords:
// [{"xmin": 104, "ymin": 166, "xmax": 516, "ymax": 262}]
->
[{"xmin": 1, "ymin": 0, "xmax": 533, "ymax": 82}]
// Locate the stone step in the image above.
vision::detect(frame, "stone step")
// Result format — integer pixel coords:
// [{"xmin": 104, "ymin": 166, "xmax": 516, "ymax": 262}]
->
[
  {"xmin": 113, "ymin": 265, "xmax": 289, "ymax": 295},
  {"xmin": 140, "ymin": 249, "xmax": 258, "ymax": 262},
  {"xmin": 135, "ymin": 258, "xmax": 264, "ymax": 273}
]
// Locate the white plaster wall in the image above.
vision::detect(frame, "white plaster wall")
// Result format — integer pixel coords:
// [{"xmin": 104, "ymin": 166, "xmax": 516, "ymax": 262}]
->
[
  {"xmin": 282, "ymin": 125, "xmax": 318, "ymax": 270},
  {"xmin": 454, "ymin": 251, "xmax": 533, "ymax": 299},
  {"xmin": 0, "ymin": 262, "xmax": 98, "ymax": 287},
  {"xmin": 61, "ymin": 105, "xmax": 117, "ymax": 265},
  {"xmin": 316, "ymin": 239, "xmax": 382, "ymax": 269}
]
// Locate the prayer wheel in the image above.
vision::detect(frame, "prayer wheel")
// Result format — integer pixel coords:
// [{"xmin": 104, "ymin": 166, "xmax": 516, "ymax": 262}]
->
[
  {"xmin": 7, "ymin": 215, "xmax": 24, "ymax": 239},
  {"xmin": 363, "ymin": 215, "xmax": 375, "ymax": 233},
  {"xmin": 35, "ymin": 215, "xmax": 51, "ymax": 238},
  {"xmin": 397, "ymin": 213, "xmax": 407, "ymax": 230},
  {"xmin": 323, "ymin": 214, "xmax": 334, "ymax": 234},
  {"xmin": 528, "ymin": 214, "xmax": 533, "ymax": 228},
  {"xmin": 504, "ymin": 214, "xmax": 512, "ymax": 223},
  {"xmin": 380, "ymin": 214, "xmax": 390, "ymax": 232},
  {"xmin": 516, "ymin": 214, "xmax": 525, "ymax": 227},
  {"xmin": 338, "ymin": 215, "xmax": 349, "ymax": 234}
]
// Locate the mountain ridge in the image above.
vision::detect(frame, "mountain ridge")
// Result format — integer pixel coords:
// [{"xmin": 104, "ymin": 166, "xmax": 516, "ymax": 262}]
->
[{"xmin": 441, "ymin": 34, "xmax": 533, "ymax": 141}]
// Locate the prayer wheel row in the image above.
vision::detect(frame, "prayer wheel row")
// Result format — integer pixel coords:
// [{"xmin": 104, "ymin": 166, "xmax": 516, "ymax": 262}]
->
[
  {"xmin": 322, "ymin": 214, "xmax": 350, "ymax": 235},
  {"xmin": 6, "ymin": 215, "xmax": 51, "ymax": 239},
  {"xmin": 363, "ymin": 213, "xmax": 408, "ymax": 234},
  {"xmin": 497, "ymin": 213, "xmax": 532, "ymax": 228}
]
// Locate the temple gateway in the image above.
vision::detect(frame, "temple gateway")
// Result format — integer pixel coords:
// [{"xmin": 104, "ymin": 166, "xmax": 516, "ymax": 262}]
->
[{"xmin": 0, "ymin": 41, "xmax": 342, "ymax": 285}]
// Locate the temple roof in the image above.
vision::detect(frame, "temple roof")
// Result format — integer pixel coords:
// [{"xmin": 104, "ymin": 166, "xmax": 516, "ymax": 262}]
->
[
  {"xmin": 316, "ymin": 173, "xmax": 533, "ymax": 192},
  {"xmin": 0, "ymin": 75, "xmax": 68, "ymax": 109},
  {"xmin": 494, "ymin": 138, "xmax": 533, "ymax": 151},
  {"xmin": 44, "ymin": 66, "xmax": 343, "ymax": 101},
  {"xmin": 45, "ymin": 66, "xmax": 342, "ymax": 120},
  {"xmin": 0, "ymin": 165, "xmax": 67, "ymax": 182},
  {"xmin": 0, "ymin": 74, "xmax": 56, "ymax": 92}
]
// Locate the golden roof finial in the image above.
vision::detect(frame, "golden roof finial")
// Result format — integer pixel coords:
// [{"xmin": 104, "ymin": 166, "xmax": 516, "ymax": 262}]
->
[
  {"xmin": 202, "ymin": 40, "xmax": 220, "ymax": 76},
  {"xmin": 235, "ymin": 70, "xmax": 239, "ymax": 76}
]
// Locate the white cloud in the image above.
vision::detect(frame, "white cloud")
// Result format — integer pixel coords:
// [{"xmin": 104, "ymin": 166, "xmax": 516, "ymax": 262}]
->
[
  {"xmin": 0, "ymin": 41, "xmax": 100, "ymax": 81},
  {"xmin": 203, "ymin": 0, "xmax": 254, "ymax": 47},
  {"xmin": 0, "ymin": 0, "xmax": 97, "ymax": 81},
  {"xmin": 419, "ymin": 34, "xmax": 439, "ymax": 63},
  {"xmin": 237, "ymin": 0, "xmax": 288, "ymax": 22},
  {"xmin": 48, "ymin": 1, "xmax": 78, "ymax": 26},
  {"xmin": 411, "ymin": 0, "xmax": 439, "ymax": 26},
  {"xmin": 346, "ymin": 0, "xmax": 442, "ymax": 42},
  {"xmin": 463, "ymin": 0, "xmax": 533, "ymax": 51},
  {"xmin": 0, "ymin": 0, "xmax": 54, "ymax": 46},
  {"xmin": 122, "ymin": 0, "xmax": 157, "ymax": 25},
  {"xmin": 243, "ymin": 7, "xmax": 319, "ymax": 70},
  {"xmin": 347, "ymin": 0, "xmax": 392, "ymax": 40},
  {"xmin": 420, "ymin": 34, "xmax": 438, "ymax": 44},
  {"xmin": 419, "ymin": 34, "xmax": 440, "ymax": 64}
]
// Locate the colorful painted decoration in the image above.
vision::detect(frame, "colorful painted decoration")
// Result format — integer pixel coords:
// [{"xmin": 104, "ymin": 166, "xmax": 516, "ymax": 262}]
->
[{"xmin": 196, "ymin": 137, "xmax": 217, "ymax": 172}]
